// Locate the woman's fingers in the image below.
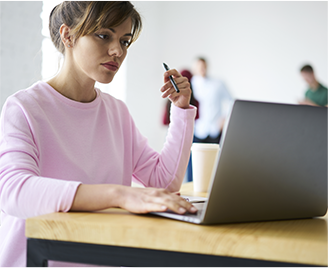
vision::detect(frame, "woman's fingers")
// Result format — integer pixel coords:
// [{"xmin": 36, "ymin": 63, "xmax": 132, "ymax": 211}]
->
[
  {"xmin": 167, "ymin": 196, "xmax": 197, "ymax": 214},
  {"xmin": 118, "ymin": 186, "xmax": 197, "ymax": 215},
  {"xmin": 161, "ymin": 77, "xmax": 191, "ymax": 104},
  {"xmin": 160, "ymin": 69, "xmax": 191, "ymax": 109},
  {"xmin": 146, "ymin": 189, "xmax": 197, "ymax": 214},
  {"xmin": 160, "ymin": 76, "xmax": 188, "ymax": 97}
]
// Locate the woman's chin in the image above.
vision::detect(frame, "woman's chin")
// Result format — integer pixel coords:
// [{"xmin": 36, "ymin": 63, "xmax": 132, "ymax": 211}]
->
[{"xmin": 97, "ymin": 77, "xmax": 114, "ymax": 84}]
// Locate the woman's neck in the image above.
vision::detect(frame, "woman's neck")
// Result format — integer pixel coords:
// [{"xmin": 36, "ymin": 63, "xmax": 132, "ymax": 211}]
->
[{"xmin": 47, "ymin": 61, "xmax": 97, "ymax": 103}]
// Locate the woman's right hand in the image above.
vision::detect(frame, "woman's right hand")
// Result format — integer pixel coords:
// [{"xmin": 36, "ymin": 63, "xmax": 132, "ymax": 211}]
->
[
  {"xmin": 116, "ymin": 186, "xmax": 197, "ymax": 214},
  {"xmin": 70, "ymin": 184, "xmax": 197, "ymax": 215}
]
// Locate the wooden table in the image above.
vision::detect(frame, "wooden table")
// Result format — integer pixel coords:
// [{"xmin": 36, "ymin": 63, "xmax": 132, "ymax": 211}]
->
[{"xmin": 26, "ymin": 183, "xmax": 327, "ymax": 267}]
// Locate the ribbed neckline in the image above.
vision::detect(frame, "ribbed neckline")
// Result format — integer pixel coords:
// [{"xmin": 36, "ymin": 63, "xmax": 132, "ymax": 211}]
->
[{"xmin": 39, "ymin": 81, "xmax": 101, "ymax": 109}]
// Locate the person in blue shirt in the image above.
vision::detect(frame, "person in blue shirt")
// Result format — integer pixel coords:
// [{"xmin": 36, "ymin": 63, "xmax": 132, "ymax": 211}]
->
[
  {"xmin": 186, "ymin": 57, "xmax": 233, "ymax": 182},
  {"xmin": 191, "ymin": 57, "xmax": 233, "ymax": 144}
]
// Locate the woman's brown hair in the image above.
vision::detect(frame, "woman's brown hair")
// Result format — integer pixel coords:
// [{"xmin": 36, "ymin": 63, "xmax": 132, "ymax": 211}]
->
[{"xmin": 49, "ymin": 1, "xmax": 142, "ymax": 55}]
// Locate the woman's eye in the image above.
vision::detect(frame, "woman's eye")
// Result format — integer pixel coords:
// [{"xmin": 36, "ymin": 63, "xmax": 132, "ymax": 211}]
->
[
  {"xmin": 121, "ymin": 40, "xmax": 131, "ymax": 47},
  {"xmin": 97, "ymin": 34, "xmax": 109, "ymax": 40}
]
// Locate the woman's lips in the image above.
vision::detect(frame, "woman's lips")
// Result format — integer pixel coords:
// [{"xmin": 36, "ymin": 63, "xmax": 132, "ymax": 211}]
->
[{"xmin": 102, "ymin": 61, "xmax": 119, "ymax": 71}]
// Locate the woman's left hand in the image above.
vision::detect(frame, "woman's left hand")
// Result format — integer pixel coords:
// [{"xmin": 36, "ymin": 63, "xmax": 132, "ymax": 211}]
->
[{"xmin": 160, "ymin": 69, "xmax": 191, "ymax": 109}]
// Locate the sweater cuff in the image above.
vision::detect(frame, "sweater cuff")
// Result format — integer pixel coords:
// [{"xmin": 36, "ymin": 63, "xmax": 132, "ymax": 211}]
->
[
  {"xmin": 170, "ymin": 104, "xmax": 197, "ymax": 122},
  {"xmin": 61, "ymin": 181, "xmax": 83, "ymax": 212}
]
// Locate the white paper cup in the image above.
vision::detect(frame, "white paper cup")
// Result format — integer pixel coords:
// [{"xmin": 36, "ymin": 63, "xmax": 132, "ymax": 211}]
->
[{"xmin": 191, "ymin": 143, "xmax": 220, "ymax": 192}]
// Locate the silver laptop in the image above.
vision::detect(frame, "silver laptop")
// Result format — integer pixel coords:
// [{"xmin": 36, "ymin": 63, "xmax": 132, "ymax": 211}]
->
[{"xmin": 152, "ymin": 100, "xmax": 328, "ymax": 224}]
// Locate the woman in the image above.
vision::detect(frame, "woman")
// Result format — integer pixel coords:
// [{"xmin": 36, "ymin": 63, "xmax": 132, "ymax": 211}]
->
[{"xmin": 0, "ymin": 2, "xmax": 197, "ymax": 266}]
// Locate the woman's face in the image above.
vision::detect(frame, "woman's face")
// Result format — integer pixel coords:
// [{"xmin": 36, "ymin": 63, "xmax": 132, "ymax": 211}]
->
[{"xmin": 70, "ymin": 18, "xmax": 132, "ymax": 84}]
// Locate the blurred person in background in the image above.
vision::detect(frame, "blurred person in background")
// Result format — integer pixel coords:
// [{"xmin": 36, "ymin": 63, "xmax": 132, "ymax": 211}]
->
[
  {"xmin": 191, "ymin": 57, "xmax": 233, "ymax": 144},
  {"xmin": 186, "ymin": 57, "xmax": 233, "ymax": 182},
  {"xmin": 298, "ymin": 64, "xmax": 327, "ymax": 107}
]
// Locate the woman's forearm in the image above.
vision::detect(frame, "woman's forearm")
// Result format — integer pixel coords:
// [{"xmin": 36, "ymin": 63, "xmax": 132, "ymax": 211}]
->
[
  {"xmin": 70, "ymin": 184, "xmax": 121, "ymax": 211},
  {"xmin": 69, "ymin": 183, "xmax": 197, "ymax": 215}
]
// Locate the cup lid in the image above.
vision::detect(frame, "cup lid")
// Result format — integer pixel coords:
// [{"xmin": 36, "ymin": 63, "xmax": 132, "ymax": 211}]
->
[{"xmin": 191, "ymin": 143, "xmax": 220, "ymax": 151}]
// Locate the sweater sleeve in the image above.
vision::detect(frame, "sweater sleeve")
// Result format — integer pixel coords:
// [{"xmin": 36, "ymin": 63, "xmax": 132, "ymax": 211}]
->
[
  {"xmin": 132, "ymin": 104, "xmax": 196, "ymax": 192},
  {"xmin": 0, "ymin": 98, "xmax": 81, "ymax": 219}
]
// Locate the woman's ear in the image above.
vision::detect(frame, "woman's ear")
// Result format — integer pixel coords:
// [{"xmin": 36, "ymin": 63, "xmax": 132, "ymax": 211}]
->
[{"xmin": 59, "ymin": 24, "xmax": 73, "ymax": 48}]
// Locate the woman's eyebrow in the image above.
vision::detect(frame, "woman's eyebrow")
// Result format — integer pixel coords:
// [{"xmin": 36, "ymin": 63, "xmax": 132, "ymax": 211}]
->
[{"xmin": 109, "ymin": 28, "xmax": 132, "ymax": 37}]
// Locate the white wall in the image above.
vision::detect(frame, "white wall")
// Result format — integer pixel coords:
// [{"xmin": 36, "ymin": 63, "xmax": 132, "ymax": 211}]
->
[
  {"xmin": 0, "ymin": 1, "xmax": 43, "ymax": 109},
  {"xmin": 126, "ymin": 1, "xmax": 327, "ymax": 152},
  {"xmin": 125, "ymin": 2, "xmax": 169, "ymax": 152}
]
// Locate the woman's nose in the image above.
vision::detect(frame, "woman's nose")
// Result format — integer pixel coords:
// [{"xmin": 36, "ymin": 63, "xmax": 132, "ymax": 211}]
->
[{"xmin": 108, "ymin": 41, "xmax": 123, "ymax": 58}]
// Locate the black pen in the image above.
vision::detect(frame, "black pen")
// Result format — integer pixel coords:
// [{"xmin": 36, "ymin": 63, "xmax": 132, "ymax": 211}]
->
[{"xmin": 162, "ymin": 63, "xmax": 180, "ymax": 93}]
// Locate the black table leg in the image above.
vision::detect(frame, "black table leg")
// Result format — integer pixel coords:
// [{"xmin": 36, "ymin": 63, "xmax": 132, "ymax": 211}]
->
[{"xmin": 27, "ymin": 239, "xmax": 49, "ymax": 267}]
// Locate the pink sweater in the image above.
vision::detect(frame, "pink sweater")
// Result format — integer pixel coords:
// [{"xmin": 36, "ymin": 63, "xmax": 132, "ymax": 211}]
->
[{"xmin": 0, "ymin": 81, "xmax": 196, "ymax": 267}]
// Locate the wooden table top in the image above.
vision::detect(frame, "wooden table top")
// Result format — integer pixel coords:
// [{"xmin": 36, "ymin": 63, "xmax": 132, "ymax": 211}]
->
[{"xmin": 26, "ymin": 182, "xmax": 327, "ymax": 266}]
